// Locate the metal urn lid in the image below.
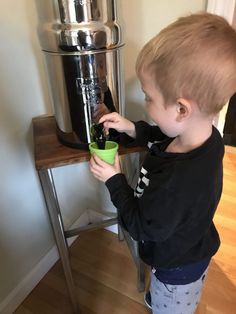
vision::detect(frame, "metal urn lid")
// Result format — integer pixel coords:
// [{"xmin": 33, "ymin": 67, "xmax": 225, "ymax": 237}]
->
[{"xmin": 37, "ymin": 0, "xmax": 124, "ymax": 53}]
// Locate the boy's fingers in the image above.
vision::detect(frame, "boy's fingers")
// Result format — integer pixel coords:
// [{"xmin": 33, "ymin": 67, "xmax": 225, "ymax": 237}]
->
[
  {"xmin": 104, "ymin": 127, "xmax": 109, "ymax": 135},
  {"xmin": 114, "ymin": 153, "xmax": 121, "ymax": 170},
  {"xmin": 114, "ymin": 153, "xmax": 119, "ymax": 164},
  {"xmin": 98, "ymin": 113, "xmax": 111, "ymax": 124},
  {"xmin": 90, "ymin": 155, "xmax": 96, "ymax": 167},
  {"xmin": 93, "ymin": 154, "xmax": 107, "ymax": 166},
  {"xmin": 99, "ymin": 112, "xmax": 118, "ymax": 124},
  {"xmin": 103, "ymin": 121, "xmax": 117, "ymax": 129}
]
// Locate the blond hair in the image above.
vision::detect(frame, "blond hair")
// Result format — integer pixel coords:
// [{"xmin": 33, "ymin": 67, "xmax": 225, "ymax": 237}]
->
[{"xmin": 136, "ymin": 12, "xmax": 236, "ymax": 115}]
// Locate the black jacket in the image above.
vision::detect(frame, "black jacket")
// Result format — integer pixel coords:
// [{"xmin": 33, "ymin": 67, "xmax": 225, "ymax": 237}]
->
[{"xmin": 106, "ymin": 121, "xmax": 223, "ymax": 268}]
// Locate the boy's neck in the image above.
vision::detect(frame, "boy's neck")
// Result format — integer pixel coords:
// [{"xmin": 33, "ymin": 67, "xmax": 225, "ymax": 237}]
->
[{"xmin": 166, "ymin": 120, "xmax": 213, "ymax": 153}]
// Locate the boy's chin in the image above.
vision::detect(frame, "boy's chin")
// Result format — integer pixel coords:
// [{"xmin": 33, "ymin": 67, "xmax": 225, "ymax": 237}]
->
[{"xmin": 159, "ymin": 127, "xmax": 178, "ymax": 138}]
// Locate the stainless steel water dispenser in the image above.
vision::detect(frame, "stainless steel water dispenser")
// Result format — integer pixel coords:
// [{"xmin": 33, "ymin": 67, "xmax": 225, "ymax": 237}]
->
[{"xmin": 36, "ymin": 0, "xmax": 124, "ymax": 148}]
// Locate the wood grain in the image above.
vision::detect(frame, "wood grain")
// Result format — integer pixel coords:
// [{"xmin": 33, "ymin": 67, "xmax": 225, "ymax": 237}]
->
[{"xmin": 33, "ymin": 116, "xmax": 145, "ymax": 170}]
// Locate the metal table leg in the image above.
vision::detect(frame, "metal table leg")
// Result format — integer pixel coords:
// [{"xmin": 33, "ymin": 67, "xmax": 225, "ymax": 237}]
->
[
  {"xmin": 122, "ymin": 228, "xmax": 145, "ymax": 292},
  {"xmin": 118, "ymin": 223, "xmax": 124, "ymax": 241},
  {"xmin": 38, "ymin": 169, "xmax": 79, "ymax": 313}
]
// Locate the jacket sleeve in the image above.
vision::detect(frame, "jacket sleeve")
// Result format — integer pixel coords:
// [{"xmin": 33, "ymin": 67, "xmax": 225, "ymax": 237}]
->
[
  {"xmin": 105, "ymin": 171, "xmax": 184, "ymax": 243},
  {"xmin": 120, "ymin": 120, "xmax": 167, "ymax": 147}
]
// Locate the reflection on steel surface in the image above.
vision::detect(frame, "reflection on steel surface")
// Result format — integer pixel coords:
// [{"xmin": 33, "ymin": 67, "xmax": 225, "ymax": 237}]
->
[{"xmin": 36, "ymin": 0, "xmax": 124, "ymax": 147}]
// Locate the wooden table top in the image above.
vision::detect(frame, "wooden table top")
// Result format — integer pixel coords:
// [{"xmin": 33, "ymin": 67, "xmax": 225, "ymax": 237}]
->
[{"xmin": 33, "ymin": 115, "xmax": 145, "ymax": 170}]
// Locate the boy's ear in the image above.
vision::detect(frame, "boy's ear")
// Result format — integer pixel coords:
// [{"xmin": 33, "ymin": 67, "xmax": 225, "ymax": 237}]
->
[{"xmin": 176, "ymin": 98, "xmax": 192, "ymax": 121}]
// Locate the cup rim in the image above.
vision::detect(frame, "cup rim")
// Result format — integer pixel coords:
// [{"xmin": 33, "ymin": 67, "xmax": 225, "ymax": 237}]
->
[{"xmin": 89, "ymin": 141, "xmax": 118, "ymax": 150}]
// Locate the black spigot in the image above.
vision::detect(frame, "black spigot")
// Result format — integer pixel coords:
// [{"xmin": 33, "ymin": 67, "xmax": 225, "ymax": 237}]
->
[{"xmin": 92, "ymin": 123, "xmax": 106, "ymax": 149}]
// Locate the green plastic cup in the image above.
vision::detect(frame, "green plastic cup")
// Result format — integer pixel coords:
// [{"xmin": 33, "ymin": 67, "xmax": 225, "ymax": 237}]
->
[{"xmin": 89, "ymin": 141, "xmax": 119, "ymax": 165}]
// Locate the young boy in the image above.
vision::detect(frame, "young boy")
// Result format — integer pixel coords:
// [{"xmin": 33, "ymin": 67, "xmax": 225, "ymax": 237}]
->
[{"xmin": 89, "ymin": 13, "xmax": 236, "ymax": 313}]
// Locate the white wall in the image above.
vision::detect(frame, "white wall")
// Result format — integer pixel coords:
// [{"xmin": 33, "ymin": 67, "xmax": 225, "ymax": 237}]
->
[
  {"xmin": 121, "ymin": 0, "xmax": 206, "ymax": 121},
  {"xmin": 0, "ymin": 0, "xmax": 53, "ymax": 304},
  {"xmin": 207, "ymin": 0, "xmax": 236, "ymax": 134},
  {"xmin": 0, "ymin": 0, "xmax": 206, "ymax": 312}
]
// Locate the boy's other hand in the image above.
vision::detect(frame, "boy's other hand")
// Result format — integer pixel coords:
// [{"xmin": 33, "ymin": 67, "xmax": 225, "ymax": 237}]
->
[
  {"xmin": 89, "ymin": 153, "xmax": 121, "ymax": 182},
  {"xmin": 99, "ymin": 112, "xmax": 136, "ymax": 138}
]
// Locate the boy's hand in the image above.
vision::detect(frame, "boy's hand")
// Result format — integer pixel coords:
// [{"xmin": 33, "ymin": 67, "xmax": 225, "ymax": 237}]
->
[
  {"xmin": 89, "ymin": 153, "xmax": 121, "ymax": 182},
  {"xmin": 99, "ymin": 112, "xmax": 136, "ymax": 138}
]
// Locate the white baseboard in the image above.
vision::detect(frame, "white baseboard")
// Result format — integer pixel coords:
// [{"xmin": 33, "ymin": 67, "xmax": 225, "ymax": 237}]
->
[
  {"xmin": 0, "ymin": 211, "xmax": 90, "ymax": 314},
  {"xmin": 0, "ymin": 246, "xmax": 60, "ymax": 314}
]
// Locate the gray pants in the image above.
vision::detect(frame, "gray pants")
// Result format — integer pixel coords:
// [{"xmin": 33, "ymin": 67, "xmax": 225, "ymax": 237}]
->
[{"xmin": 150, "ymin": 268, "xmax": 208, "ymax": 314}]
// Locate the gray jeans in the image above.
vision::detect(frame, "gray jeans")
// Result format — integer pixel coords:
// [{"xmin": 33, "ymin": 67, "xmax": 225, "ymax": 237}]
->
[{"xmin": 150, "ymin": 267, "xmax": 208, "ymax": 314}]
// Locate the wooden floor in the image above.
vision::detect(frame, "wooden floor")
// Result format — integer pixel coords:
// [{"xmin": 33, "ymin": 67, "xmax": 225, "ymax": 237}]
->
[{"xmin": 15, "ymin": 147, "xmax": 236, "ymax": 314}]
